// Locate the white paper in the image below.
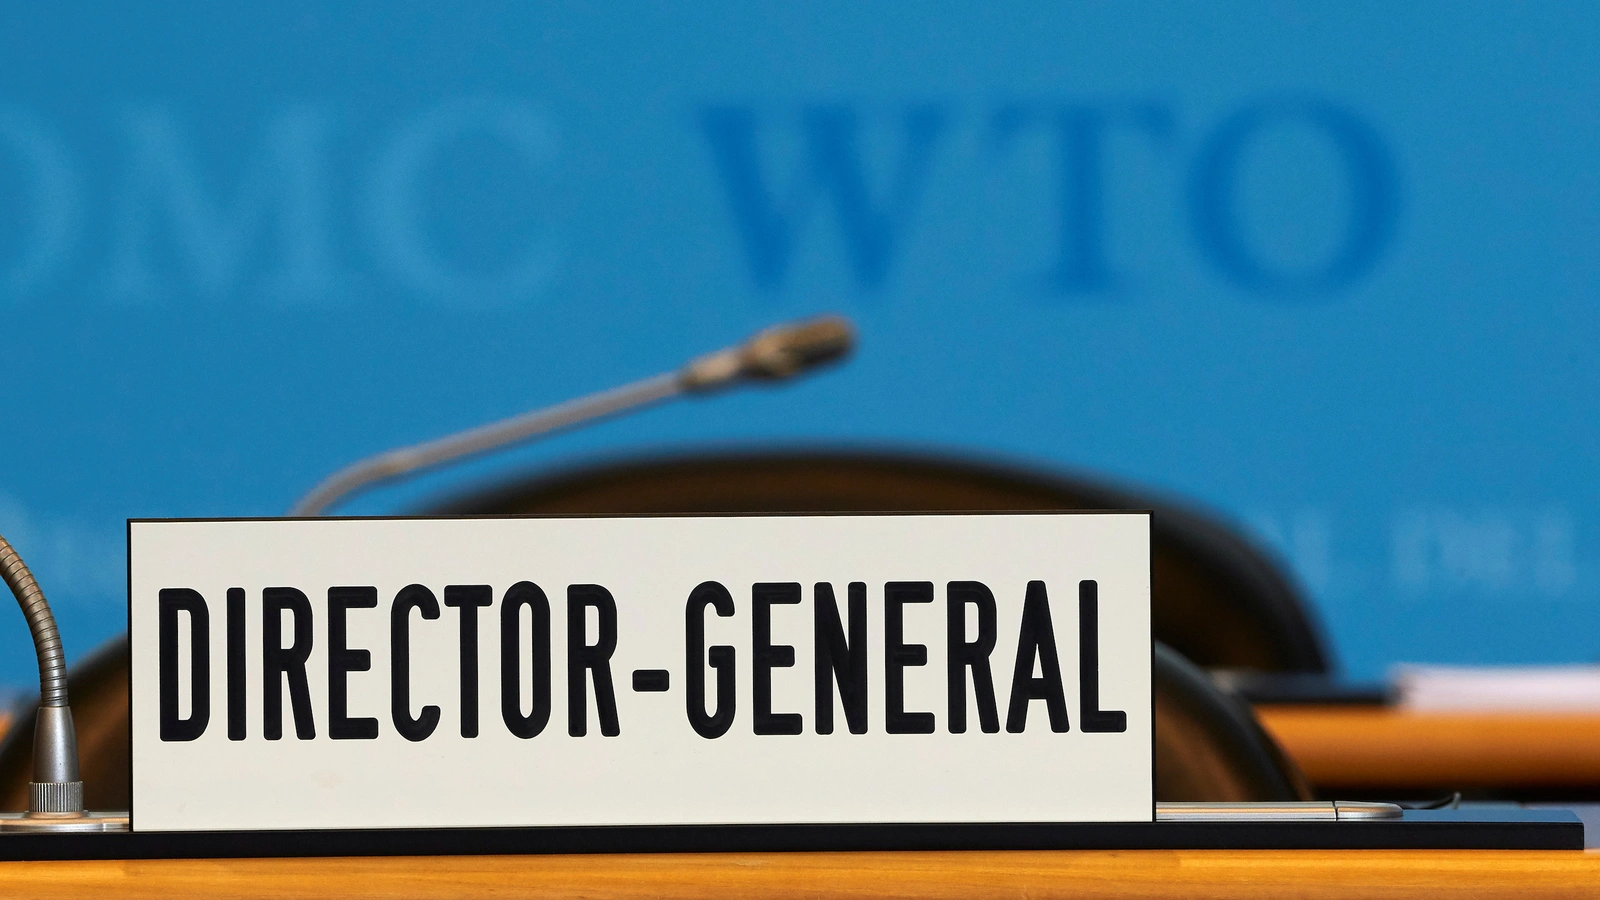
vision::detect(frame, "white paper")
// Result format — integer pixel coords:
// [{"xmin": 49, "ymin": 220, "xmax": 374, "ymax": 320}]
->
[{"xmin": 1393, "ymin": 663, "xmax": 1600, "ymax": 712}]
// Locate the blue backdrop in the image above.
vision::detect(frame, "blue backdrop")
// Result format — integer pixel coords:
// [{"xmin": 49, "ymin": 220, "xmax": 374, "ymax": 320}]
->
[{"xmin": 1, "ymin": 2, "xmax": 1596, "ymax": 688}]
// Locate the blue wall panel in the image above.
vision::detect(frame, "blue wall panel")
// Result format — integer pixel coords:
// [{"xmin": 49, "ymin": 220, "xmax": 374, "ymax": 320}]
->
[{"xmin": 0, "ymin": 3, "xmax": 1596, "ymax": 685}]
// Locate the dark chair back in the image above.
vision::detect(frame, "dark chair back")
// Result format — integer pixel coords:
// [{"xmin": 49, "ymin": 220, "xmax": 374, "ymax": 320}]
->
[
  {"xmin": 1, "ymin": 449, "xmax": 1325, "ymax": 810},
  {"xmin": 1152, "ymin": 642, "xmax": 1311, "ymax": 801}
]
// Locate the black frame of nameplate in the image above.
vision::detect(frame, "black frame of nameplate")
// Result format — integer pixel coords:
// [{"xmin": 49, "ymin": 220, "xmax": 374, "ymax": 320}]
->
[{"xmin": 0, "ymin": 810, "xmax": 1585, "ymax": 861}]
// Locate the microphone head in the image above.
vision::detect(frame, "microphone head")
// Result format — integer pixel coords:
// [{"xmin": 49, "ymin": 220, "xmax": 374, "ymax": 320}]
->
[
  {"xmin": 739, "ymin": 314, "xmax": 855, "ymax": 380},
  {"xmin": 682, "ymin": 314, "xmax": 856, "ymax": 391}
]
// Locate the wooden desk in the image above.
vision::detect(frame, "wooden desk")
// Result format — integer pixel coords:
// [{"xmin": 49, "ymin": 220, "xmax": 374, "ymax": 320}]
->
[
  {"xmin": 1257, "ymin": 706, "xmax": 1600, "ymax": 791},
  {"xmin": 1, "ymin": 849, "xmax": 1598, "ymax": 900}
]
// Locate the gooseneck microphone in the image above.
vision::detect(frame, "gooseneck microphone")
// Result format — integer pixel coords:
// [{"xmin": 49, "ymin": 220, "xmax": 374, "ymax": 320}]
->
[
  {"xmin": 0, "ymin": 534, "xmax": 124, "ymax": 831},
  {"xmin": 0, "ymin": 534, "xmax": 79, "ymax": 813},
  {"xmin": 289, "ymin": 314, "xmax": 855, "ymax": 517}
]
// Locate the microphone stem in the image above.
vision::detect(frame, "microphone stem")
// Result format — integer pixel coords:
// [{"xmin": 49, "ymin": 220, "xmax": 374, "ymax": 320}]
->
[
  {"xmin": 0, "ymin": 533, "xmax": 67, "ymax": 708},
  {"xmin": 0, "ymin": 532, "xmax": 85, "ymax": 816},
  {"xmin": 289, "ymin": 372, "xmax": 684, "ymax": 517}
]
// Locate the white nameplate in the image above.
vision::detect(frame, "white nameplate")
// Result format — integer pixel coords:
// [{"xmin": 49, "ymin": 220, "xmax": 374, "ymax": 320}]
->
[{"xmin": 127, "ymin": 513, "xmax": 1152, "ymax": 833}]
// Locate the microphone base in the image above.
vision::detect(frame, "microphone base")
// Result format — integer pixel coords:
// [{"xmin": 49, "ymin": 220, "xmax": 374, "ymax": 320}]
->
[
  {"xmin": 0, "ymin": 811, "xmax": 129, "ymax": 833},
  {"xmin": 29, "ymin": 780, "xmax": 83, "ymax": 814}
]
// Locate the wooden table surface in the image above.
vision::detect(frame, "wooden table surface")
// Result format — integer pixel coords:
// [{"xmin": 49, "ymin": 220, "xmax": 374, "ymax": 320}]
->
[
  {"xmin": 1257, "ymin": 705, "xmax": 1600, "ymax": 791},
  {"xmin": 1, "ymin": 849, "xmax": 1598, "ymax": 900}
]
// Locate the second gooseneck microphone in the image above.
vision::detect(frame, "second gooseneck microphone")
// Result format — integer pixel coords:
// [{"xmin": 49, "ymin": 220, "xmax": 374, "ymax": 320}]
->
[{"xmin": 289, "ymin": 315, "xmax": 855, "ymax": 517}]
